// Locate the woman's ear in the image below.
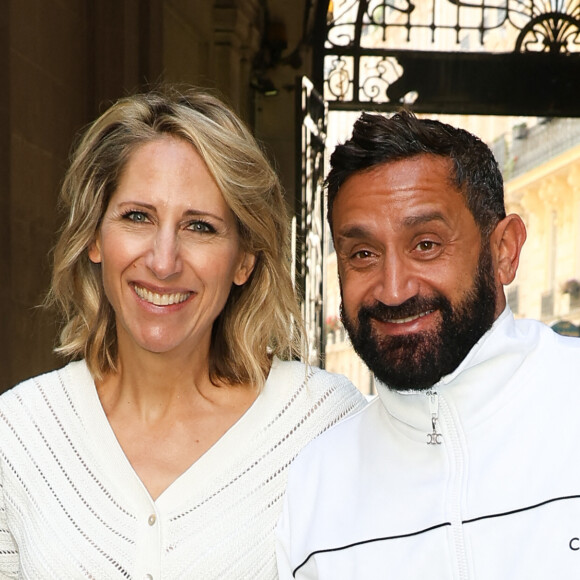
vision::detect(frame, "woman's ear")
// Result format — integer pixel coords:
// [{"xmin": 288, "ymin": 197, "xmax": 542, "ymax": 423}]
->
[
  {"xmin": 88, "ymin": 236, "xmax": 102, "ymax": 264},
  {"xmin": 490, "ymin": 214, "xmax": 527, "ymax": 286},
  {"xmin": 233, "ymin": 252, "xmax": 256, "ymax": 286}
]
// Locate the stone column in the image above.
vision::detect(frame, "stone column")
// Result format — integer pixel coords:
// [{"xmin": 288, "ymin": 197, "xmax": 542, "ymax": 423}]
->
[{"xmin": 212, "ymin": 0, "xmax": 262, "ymax": 119}]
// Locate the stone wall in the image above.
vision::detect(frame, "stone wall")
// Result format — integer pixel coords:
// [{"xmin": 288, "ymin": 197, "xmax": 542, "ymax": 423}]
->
[{"xmin": 2, "ymin": 0, "xmax": 95, "ymax": 389}]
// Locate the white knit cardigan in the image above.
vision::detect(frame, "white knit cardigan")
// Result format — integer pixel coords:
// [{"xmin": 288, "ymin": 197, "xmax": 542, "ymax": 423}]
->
[{"xmin": 0, "ymin": 358, "xmax": 366, "ymax": 579}]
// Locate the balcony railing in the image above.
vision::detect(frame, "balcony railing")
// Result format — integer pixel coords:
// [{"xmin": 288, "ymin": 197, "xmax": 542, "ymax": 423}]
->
[{"xmin": 501, "ymin": 118, "xmax": 580, "ymax": 181}]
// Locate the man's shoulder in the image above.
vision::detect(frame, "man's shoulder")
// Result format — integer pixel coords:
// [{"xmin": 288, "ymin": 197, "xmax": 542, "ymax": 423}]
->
[
  {"xmin": 513, "ymin": 317, "xmax": 580, "ymax": 366},
  {"xmin": 288, "ymin": 395, "xmax": 382, "ymax": 470},
  {"xmin": 514, "ymin": 316, "xmax": 580, "ymax": 344},
  {"xmin": 280, "ymin": 397, "xmax": 386, "ymax": 556}
]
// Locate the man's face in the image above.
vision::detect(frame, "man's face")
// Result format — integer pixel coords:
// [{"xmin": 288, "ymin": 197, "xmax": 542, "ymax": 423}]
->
[{"xmin": 332, "ymin": 154, "xmax": 502, "ymax": 391}]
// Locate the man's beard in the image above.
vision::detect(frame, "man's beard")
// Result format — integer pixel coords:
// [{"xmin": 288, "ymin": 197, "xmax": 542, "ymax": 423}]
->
[{"xmin": 341, "ymin": 245, "xmax": 497, "ymax": 391}]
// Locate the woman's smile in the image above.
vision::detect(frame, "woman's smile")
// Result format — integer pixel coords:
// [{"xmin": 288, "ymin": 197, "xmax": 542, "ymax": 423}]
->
[{"xmin": 132, "ymin": 283, "xmax": 192, "ymax": 307}]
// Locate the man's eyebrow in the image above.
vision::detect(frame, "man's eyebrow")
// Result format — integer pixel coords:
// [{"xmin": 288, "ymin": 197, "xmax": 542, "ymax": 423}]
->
[
  {"xmin": 337, "ymin": 213, "xmax": 450, "ymax": 239},
  {"xmin": 402, "ymin": 212, "xmax": 450, "ymax": 228},
  {"xmin": 335, "ymin": 225, "xmax": 373, "ymax": 240}
]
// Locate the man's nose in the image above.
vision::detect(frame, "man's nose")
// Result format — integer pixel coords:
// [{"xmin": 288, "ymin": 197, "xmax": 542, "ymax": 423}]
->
[
  {"xmin": 372, "ymin": 252, "xmax": 418, "ymax": 306},
  {"xmin": 145, "ymin": 228, "xmax": 182, "ymax": 279}
]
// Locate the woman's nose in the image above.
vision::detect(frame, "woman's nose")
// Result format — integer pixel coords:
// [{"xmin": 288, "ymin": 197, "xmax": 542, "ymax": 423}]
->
[{"xmin": 145, "ymin": 228, "xmax": 182, "ymax": 279}]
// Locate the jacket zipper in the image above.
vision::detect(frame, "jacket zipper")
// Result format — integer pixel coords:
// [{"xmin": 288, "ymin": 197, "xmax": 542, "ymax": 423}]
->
[{"xmin": 426, "ymin": 390, "xmax": 442, "ymax": 445}]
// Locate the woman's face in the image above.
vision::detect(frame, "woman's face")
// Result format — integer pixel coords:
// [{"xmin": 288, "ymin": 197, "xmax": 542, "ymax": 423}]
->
[{"xmin": 89, "ymin": 136, "xmax": 255, "ymax": 360}]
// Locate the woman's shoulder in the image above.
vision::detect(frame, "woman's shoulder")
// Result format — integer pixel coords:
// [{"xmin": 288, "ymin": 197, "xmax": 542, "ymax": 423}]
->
[
  {"xmin": 0, "ymin": 361, "xmax": 94, "ymax": 463},
  {"xmin": 268, "ymin": 358, "xmax": 367, "ymax": 410},
  {"xmin": 256, "ymin": 359, "xmax": 367, "ymax": 457},
  {"xmin": 0, "ymin": 360, "xmax": 90, "ymax": 417}
]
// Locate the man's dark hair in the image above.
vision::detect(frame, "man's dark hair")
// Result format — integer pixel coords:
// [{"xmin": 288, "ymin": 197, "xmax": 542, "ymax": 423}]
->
[{"xmin": 326, "ymin": 110, "xmax": 506, "ymax": 236}]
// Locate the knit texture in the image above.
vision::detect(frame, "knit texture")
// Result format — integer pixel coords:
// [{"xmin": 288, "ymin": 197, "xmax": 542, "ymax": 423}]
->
[{"xmin": 0, "ymin": 358, "xmax": 366, "ymax": 579}]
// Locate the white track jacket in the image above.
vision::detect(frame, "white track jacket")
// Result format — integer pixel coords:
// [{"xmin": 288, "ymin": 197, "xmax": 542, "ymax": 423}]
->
[{"xmin": 276, "ymin": 308, "xmax": 580, "ymax": 579}]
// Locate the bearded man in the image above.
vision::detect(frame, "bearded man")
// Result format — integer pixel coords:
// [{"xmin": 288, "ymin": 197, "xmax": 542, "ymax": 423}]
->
[{"xmin": 276, "ymin": 111, "xmax": 580, "ymax": 579}]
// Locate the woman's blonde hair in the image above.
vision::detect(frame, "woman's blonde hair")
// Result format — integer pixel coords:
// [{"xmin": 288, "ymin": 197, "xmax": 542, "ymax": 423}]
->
[{"xmin": 48, "ymin": 86, "xmax": 304, "ymax": 388}]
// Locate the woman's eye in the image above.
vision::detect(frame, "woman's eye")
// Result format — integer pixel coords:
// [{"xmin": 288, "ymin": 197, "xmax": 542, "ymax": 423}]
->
[
  {"xmin": 188, "ymin": 221, "xmax": 215, "ymax": 234},
  {"xmin": 123, "ymin": 211, "xmax": 149, "ymax": 223}
]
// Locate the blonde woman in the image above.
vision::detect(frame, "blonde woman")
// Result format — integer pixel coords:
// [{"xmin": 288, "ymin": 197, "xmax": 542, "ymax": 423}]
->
[{"xmin": 0, "ymin": 88, "xmax": 366, "ymax": 579}]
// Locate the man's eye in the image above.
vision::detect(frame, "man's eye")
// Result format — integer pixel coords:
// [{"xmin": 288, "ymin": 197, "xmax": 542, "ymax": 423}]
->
[
  {"xmin": 416, "ymin": 240, "xmax": 436, "ymax": 251},
  {"xmin": 352, "ymin": 250, "xmax": 374, "ymax": 260}
]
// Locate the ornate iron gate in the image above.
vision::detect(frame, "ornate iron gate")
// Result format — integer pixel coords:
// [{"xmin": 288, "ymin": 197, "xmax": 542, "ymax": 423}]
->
[
  {"xmin": 294, "ymin": 76, "xmax": 328, "ymax": 366},
  {"xmin": 313, "ymin": 0, "xmax": 580, "ymax": 116}
]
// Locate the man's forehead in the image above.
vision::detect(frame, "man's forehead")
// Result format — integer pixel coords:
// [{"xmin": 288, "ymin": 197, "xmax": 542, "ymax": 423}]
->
[
  {"xmin": 334, "ymin": 157, "xmax": 457, "ymax": 209},
  {"xmin": 339, "ymin": 154, "xmax": 454, "ymax": 188},
  {"xmin": 333, "ymin": 173, "xmax": 463, "ymax": 222}
]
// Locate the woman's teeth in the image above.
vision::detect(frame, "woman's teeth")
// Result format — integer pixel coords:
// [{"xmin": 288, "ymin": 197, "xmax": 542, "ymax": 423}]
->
[{"xmin": 133, "ymin": 285, "xmax": 191, "ymax": 306}]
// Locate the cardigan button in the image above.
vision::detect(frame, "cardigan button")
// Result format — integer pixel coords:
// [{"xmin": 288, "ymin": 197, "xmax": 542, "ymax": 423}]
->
[{"xmin": 148, "ymin": 514, "xmax": 156, "ymax": 526}]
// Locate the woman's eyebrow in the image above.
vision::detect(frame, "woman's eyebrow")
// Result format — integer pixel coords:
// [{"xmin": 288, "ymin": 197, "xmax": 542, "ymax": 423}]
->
[{"xmin": 116, "ymin": 201, "xmax": 226, "ymax": 223}]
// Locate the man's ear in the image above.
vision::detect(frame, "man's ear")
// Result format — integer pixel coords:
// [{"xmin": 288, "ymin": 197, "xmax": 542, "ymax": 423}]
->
[
  {"xmin": 233, "ymin": 252, "xmax": 257, "ymax": 286},
  {"xmin": 490, "ymin": 214, "xmax": 527, "ymax": 286},
  {"xmin": 88, "ymin": 236, "xmax": 102, "ymax": 264}
]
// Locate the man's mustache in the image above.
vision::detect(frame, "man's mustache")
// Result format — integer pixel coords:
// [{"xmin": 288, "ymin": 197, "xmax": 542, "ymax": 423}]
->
[{"xmin": 352, "ymin": 295, "xmax": 448, "ymax": 324}]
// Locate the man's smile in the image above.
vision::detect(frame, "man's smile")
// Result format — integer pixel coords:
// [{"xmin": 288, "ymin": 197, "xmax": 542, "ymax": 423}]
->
[{"xmin": 382, "ymin": 310, "xmax": 435, "ymax": 324}]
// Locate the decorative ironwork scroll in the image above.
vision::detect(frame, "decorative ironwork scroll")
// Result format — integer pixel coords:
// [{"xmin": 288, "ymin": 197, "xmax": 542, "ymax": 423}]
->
[
  {"xmin": 314, "ymin": 0, "xmax": 580, "ymax": 115},
  {"xmin": 295, "ymin": 76, "xmax": 328, "ymax": 366}
]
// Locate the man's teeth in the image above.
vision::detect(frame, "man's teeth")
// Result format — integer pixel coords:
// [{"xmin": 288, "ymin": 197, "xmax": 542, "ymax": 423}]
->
[
  {"xmin": 389, "ymin": 310, "xmax": 434, "ymax": 324},
  {"xmin": 134, "ymin": 285, "xmax": 190, "ymax": 306}
]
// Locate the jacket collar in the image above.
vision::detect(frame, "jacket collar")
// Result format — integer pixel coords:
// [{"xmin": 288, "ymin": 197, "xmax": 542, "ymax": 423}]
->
[{"xmin": 375, "ymin": 307, "xmax": 536, "ymax": 434}]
